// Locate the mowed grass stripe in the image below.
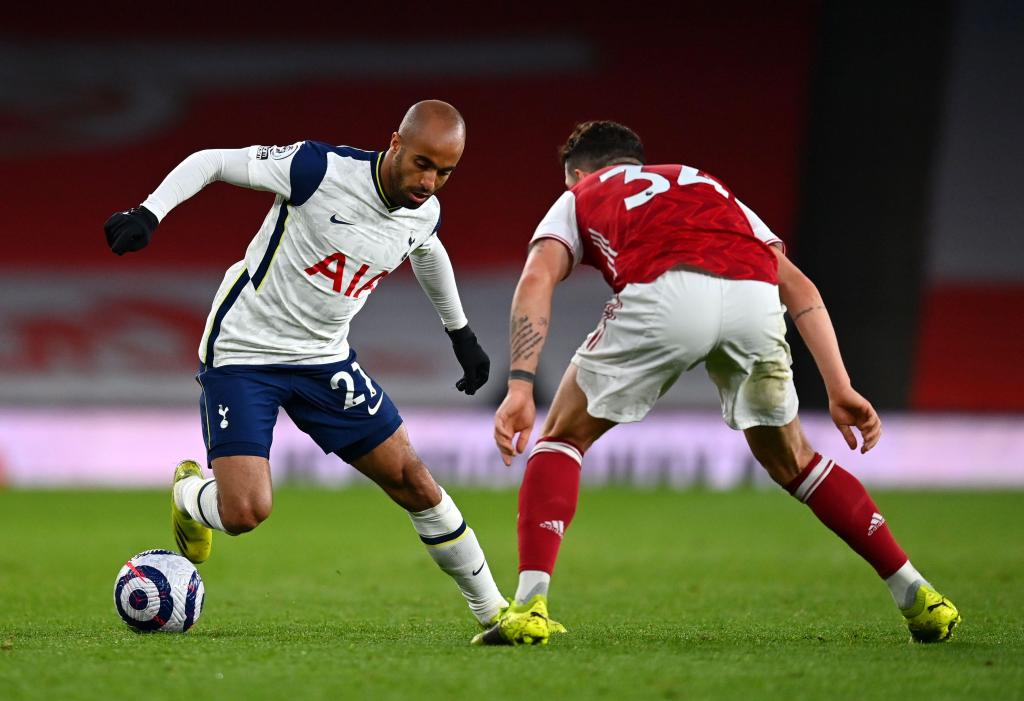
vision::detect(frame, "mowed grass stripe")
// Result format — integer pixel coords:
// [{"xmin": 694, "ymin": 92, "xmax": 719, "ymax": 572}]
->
[{"xmin": 0, "ymin": 488, "xmax": 1021, "ymax": 700}]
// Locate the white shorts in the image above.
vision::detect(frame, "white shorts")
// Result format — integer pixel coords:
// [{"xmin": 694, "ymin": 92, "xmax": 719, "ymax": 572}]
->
[{"xmin": 571, "ymin": 269, "xmax": 799, "ymax": 429}]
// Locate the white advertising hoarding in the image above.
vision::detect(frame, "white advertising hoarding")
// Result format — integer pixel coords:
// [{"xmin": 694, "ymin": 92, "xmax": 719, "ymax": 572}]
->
[{"xmin": 1, "ymin": 409, "xmax": 1021, "ymax": 489}]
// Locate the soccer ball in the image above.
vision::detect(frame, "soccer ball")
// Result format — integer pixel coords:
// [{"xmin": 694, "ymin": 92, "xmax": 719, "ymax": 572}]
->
[{"xmin": 113, "ymin": 549, "xmax": 205, "ymax": 632}]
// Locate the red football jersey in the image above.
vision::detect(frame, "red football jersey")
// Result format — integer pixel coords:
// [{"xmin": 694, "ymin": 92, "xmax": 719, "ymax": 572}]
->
[{"xmin": 532, "ymin": 164, "xmax": 782, "ymax": 292}]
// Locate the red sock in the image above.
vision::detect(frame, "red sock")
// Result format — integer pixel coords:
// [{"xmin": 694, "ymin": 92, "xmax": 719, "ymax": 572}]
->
[
  {"xmin": 517, "ymin": 437, "xmax": 583, "ymax": 574},
  {"xmin": 787, "ymin": 453, "xmax": 908, "ymax": 578}
]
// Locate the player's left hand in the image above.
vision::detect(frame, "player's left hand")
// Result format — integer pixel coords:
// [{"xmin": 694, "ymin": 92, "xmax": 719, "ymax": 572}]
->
[
  {"xmin": 829, "ymin": 387, "xmax": 882, "ymax": 453},
  {"xmin": 446, "ymin": 325, "xmax": 490, "ymax": 395}
]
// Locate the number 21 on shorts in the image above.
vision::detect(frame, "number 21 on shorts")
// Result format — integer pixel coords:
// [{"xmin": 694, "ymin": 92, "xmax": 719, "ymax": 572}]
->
[{"xmin": 330, "ymin": 362, "xmax": 377, "ymax": 410}]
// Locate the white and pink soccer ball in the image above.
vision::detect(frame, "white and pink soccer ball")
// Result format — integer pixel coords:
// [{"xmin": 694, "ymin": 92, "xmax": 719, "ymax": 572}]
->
[{"xmin": 113, "ymin": 549, "xmax": 204, "ymax": 632}]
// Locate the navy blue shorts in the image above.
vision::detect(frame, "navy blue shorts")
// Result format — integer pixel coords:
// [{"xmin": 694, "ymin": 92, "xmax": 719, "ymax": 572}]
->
[{"xmin": 195, "ymin": 351, "xmax": 403, "ymax": 464}]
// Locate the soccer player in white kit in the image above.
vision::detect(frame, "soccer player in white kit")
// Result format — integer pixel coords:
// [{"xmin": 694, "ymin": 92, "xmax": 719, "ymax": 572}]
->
[
  {"xmin": 103, "ymin": 101, "xmax": 508, "ymax": 629},
  {"xmin": 475, "ymin": 121, "xmax": 960, "ymax": 645}
]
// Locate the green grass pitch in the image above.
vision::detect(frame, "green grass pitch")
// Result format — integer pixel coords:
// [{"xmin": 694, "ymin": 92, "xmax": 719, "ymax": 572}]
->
[{"xmin": 1, "ymin": 487, "xmax": 1022, "ymax": 700}]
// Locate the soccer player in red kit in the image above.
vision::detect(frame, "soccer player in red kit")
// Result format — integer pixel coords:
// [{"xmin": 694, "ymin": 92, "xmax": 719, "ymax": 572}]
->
[{"xmin": 473, "ymin": 121, "xmax": 960, "ymax": 646}]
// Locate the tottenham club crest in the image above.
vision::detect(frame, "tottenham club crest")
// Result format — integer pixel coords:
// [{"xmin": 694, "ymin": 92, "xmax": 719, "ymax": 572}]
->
[{"xmin": 270, "ymin": 144, "xmax": 299, "ymax": 160}]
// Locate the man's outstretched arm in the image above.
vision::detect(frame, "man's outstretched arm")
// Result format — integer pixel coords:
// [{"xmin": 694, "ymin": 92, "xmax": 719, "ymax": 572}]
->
[
  {"xmin": 104, "ymin": 147, "xmax": 272, "ymax": 255},
  {"xmin": 773, "ymin": 247, "xmax": 881, "ymax": 452},
  {"xmin": 494, "ymin": 239, "xmax": 572, "ymax": 464},
  {"xmin": 140, "ymin": 148, "xmax": 254, "ymax": 222}
]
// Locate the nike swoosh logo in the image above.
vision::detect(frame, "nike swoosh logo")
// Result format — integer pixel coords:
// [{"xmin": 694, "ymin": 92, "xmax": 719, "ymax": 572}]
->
[
  {"xmin": 330, "ymin": 214, "xmax": 354, "ymax": 225},
  {"xmin": 472, "ymin": 561, "xmax": 485, "ymax": 576},
  {"xmin": 367, "ymin": 391, "xmax": 385, "ymax": 416}
]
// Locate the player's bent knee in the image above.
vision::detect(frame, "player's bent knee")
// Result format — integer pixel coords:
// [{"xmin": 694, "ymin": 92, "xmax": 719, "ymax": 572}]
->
[
  {"xmin": 221, "ymin": 510, "xmax": 268, "ymax": 535},
  {"xmin": 389, "ymin": 459, "xmax": 440, "ymax": 512},
  {"xmin": 750, "ymin": 443, "xmax": 814, "ymax": 486},
  {"xmin": 541, "ymin": 421, "xmax": 611, "ymax": 455},
  {"xmin": 743, "ymin": 421, "xmax": 815, "ymax": 487},
  {"xmin": 758, "ymin": 458, "xmax": 800, "ymax": 486},
  {"xmin": 220, "ymin": 496, "xmax": 272, "ymax": 534}
]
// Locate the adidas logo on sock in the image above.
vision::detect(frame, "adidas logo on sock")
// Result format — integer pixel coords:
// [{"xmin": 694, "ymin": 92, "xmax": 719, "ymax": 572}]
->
[
  {"xmin": 868, "ymin": 512, "xmax": 886, "ymax": 536},
  {"xmin": 539, "ymin": 520, "xmax": 565, "ymax": 538}
]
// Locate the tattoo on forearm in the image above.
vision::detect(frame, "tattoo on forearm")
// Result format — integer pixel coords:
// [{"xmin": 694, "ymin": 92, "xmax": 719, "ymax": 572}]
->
[
  {"xmin": 792, "ymin": 305, "xmax": 824, "ymax": 322},
  {"xmin": 510, "ymin": 314, "xmax": 548, "ymax": 363},
  {"xmin": 515, "ymin": 335, "xmax": 543, "ymax": 360}
]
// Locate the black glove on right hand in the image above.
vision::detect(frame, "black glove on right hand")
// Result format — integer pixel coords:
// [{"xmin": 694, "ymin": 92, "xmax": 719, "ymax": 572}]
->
[{"xmin": 104, "ymin": 206, "xmax": 158, "ymax": 255}]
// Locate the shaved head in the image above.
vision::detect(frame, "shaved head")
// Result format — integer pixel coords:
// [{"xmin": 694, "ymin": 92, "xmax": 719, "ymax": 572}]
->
[
  {"xmin": 398, "ymin": 99, "xmax": 466, "ymax": 145},
  {"xmin": 380, "ymin": 100, "xmax": 467, "ymax": 209}
]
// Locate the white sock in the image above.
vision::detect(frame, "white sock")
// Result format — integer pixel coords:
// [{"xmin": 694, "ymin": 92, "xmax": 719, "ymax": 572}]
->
[
  {"xmin": 886, "ymin": 560, "xmax": 930, "ymax": 609},
  {"xmin": 408, "ymin": 488, "xmax": 506, "ymax": 625},
  {"xmin": 515, "ymin": 570, "xmax": 551, "ymax": 605},
  {"xmin": 174, "ymin": 475, "xmax": 226, "ymax": 532}
]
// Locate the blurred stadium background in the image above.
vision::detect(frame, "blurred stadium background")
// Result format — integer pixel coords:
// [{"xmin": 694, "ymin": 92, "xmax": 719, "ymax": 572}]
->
[{"xmin": 1, "ymin": 1, "xmax": 1022, "ymax": 490}]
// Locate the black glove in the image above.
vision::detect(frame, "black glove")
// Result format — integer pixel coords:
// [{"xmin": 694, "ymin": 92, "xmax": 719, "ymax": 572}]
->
[
  {"xmin": 104, "ymin": 206, "xmax": 158, "ymax": 255},
  {"xmin": 446, "ymin": 325, "xmax": 490, "ymax": 395}
]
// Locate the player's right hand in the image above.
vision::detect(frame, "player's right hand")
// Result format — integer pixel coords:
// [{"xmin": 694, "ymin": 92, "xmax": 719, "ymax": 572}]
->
[
  {"xmin": 104, "ymin": 206, "xmax": 158, "ymax": 255},
  {"xmin": 829, "ymin": 388, "xmax": 882, "ymax": 454},
  {"xmin": 494, "ymin": 388, "xmax": 536, "ymax": 467}
]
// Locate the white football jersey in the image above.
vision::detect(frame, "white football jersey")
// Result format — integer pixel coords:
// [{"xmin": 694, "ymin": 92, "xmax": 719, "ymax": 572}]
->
[{"xmin": 199, "ymin": 142, "xmax": 442, "ymax": 367}]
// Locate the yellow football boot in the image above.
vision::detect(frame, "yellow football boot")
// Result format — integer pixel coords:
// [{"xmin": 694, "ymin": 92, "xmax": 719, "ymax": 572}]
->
[
  {"xmin": 902, "ymin": 584, "xmax": 961, "ymax": 643},
  {"xmin": 471, "ymin": 594, "xmax": 566, "ymax": 646},
  {"xmin": 171, "ymin": 460, "xmax": 212, "ymax": 564},
  {"xmin": 480, "ymin": 599, "xmax": 511, "ymax": 629}
]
